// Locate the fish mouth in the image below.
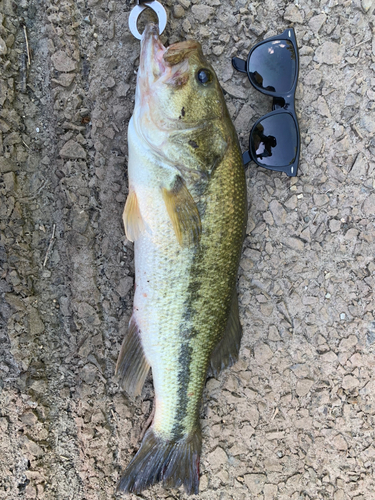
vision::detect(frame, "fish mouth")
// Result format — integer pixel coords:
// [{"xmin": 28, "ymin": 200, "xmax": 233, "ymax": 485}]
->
[
  {"xmin": 139, "ymin": 24, "xmax": 168, "ymax": 84},
  {"xmin": 139, "ymin": 24, "xmax": 201, "ymax": 86}
]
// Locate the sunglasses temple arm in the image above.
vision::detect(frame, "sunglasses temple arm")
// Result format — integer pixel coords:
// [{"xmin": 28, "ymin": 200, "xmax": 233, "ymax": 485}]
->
[
  {"xmin": 242, "ymin": 150, "xmax": 251, "ymax": 165},
  {"xmin": 232, "ymin": 57, "xmax": 247, "ymax": 73}
]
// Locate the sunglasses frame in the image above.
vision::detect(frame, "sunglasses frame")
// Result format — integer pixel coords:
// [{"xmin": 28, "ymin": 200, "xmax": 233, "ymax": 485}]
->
[{"xmin": 232, "ymin": 28, "xmax": 300, "ymax": 177}]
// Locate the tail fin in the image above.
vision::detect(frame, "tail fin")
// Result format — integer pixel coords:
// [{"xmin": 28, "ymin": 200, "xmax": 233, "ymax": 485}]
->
[{"xmin": 117, "ymin": 427, "xmax": 202, "ymax": 495}]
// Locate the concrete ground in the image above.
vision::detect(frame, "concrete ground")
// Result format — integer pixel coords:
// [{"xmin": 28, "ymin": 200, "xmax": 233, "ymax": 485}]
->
[{"xmin": 0, "ymin": 0, "xmax": 374, "ymax": 498}]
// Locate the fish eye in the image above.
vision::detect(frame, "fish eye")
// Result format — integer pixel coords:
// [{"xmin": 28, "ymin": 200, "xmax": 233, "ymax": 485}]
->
[{"xmin": 197, "ymin": 69, "xmax": 212, "ymax": 85}]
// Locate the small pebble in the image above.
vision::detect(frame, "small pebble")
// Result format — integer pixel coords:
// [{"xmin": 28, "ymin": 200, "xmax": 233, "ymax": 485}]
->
[
  {"xmin": 173, "ymin": 5, "xmax": 185, "ymax": 18},
  {"xmin": 0, "ymin": 36, "xmax": 7, "ymax": 55},
  {"xmin": 362, "ymin": 0, "xmax": 372, "ymax": 12},
  {"xmin": 51, "ymin": 50, "xmax": 77, "ymax": 72},
  {"xmin": 191, "ymin": 5, "xmax": 214, "ymax": 23}
]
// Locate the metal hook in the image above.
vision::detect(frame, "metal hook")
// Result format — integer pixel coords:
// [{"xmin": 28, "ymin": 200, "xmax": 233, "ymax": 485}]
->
[{"xmin": 129, "ymin": 1, "xmax": 168, "ymax": 40}]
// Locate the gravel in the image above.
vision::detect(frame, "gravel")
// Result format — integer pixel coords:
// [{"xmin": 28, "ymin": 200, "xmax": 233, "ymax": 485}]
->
[{"xmin": 1, "ymin": 0, "xmax": 375, "ymax": 499}]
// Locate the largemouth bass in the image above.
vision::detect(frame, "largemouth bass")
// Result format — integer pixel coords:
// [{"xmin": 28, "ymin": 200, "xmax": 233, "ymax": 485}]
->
[{"xmin": 116, "ymin": 23, "xmax": 247, "ymax": 495}]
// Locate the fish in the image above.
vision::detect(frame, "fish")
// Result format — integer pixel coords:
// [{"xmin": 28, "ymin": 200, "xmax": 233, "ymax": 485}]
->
[{"xmin": 116, "ymin": 23, "xmax": 247, "ymax": 495}]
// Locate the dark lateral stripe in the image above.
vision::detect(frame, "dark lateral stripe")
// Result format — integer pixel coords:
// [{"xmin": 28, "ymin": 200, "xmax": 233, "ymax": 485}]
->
[
  {"xmin": 170, "ymin": 196, "xmax": 207, "ymax": 437},
  {"xmin": 171, "ymin": 340, "xmax": 193, "ymax": 438}
]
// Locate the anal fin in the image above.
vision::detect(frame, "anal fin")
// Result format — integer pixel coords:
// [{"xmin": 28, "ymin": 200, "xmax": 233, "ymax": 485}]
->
[
  {"xmin": 116, "ymin": 316, "xmax": 150, "ymax": 397},
  {"xmin": 162, "ymin": 175, "xmax": 201, "ymax": 247},
  {"xmin": 210, "ymin": 289, "xmax": 242, "ymax": 378},
  {"xmin": 123, "ymin": 190, "xmax": 144, "ymax": 242}
]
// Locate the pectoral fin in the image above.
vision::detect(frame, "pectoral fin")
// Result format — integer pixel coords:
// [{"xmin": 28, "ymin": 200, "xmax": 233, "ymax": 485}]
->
[
  {"xmin": 123, "ymin": 190, "xmax": 144, "ymax": 242},
  {"xmin": 162, "ymin": 176, "xmax": 201, "ymax": 247},
  {"xmin": 210, "ymin": 289, "xmax": 242, "ymax": 378}
]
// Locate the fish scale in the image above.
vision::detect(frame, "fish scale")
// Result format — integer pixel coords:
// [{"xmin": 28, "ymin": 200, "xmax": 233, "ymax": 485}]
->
[{"xmin": 116, "ymin": 23, "xmax": 247, "ymax": 495}]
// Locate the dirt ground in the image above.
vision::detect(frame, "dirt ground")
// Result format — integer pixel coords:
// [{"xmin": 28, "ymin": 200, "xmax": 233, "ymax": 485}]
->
[{"xmin": 1, "ymin": 0, "xmax": 375, "ymax": 498}]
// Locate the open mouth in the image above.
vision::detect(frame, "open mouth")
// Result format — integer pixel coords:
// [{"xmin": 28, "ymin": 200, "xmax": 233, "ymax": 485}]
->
[
  {"xmin": 140, "ymin": 24, "xmax": 201, "ymax": 85},
  {"xmin": 140, "ymin": 24, "xmax": 167, "ymax": 81}
]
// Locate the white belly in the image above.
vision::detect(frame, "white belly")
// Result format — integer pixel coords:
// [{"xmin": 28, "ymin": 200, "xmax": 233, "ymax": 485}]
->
[{"xmin": 127, "ymin": 117, "xmax": 195, "ymax": 432}]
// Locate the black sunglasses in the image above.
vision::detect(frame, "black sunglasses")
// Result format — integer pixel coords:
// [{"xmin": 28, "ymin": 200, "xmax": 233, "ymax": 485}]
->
[{"xmin": 232, "ymin": 28, "xmax": 300, "ymax": 177}]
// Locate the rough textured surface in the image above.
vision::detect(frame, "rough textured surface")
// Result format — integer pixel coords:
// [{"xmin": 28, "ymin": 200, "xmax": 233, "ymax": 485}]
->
[{"xmin": 0, "ymin": 0, "xmax": 374, "ymax": 499}]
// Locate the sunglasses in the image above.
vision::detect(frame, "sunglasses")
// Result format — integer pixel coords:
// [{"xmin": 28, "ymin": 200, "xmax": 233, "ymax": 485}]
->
[{"xmin": 232, "ymin": 28, "xmax": 300, "ymax": 177}]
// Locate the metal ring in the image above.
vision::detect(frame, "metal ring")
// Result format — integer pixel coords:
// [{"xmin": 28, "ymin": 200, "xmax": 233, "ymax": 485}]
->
[{"xmin": 129, "ymin": 1, "xmax": 167, "ymax": 40}]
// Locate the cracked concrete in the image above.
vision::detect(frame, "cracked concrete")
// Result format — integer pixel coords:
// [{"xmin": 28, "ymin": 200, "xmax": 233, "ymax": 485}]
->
[{"xmin": 1, "ymin": 0, "xmax": 375, "ymax": 498}]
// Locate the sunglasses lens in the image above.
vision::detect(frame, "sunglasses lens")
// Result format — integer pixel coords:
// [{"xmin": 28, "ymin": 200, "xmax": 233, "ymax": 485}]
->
[
  {"xmin": 249, "ymin": 41, "xmax": 296, "ymax": 93},
  {"xmin": 251, "ymin": 114, "xmax": 298, "ymax": 168}
]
